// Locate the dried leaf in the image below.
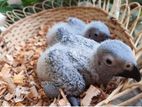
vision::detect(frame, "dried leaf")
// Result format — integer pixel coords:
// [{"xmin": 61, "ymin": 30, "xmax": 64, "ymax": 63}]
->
[{"xmin": 81, "ymin": 85, "xmax": 101, "ymax": 106}]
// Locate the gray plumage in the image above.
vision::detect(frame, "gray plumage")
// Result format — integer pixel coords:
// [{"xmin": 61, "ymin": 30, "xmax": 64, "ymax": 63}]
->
[
  {"xmin": 37, "ymin": 27, "xmax": 141, "ymax": 98},
  {"xmin": 46, "ymin": 17, "xmax": 110, "ymax": 46},
  {"xmin": 67, "ymin": 17, "xmax": 86, "ymax": 34},
  {"xmin": 67, "ymin": 17, "xmax": 111, "ymax": 42},
  {"xmin": 83, "ymin": 21, "xmax": 110, "ymax": 42}
]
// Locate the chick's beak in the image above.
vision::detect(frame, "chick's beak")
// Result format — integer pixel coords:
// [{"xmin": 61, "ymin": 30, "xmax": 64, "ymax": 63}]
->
[
  {"xmin": 116, "ymin": 66, "xmax": 141, "ymax": 82},
  {"xmin": 103, "ymin": 34, "xmax": 110, "ymax": 40}
]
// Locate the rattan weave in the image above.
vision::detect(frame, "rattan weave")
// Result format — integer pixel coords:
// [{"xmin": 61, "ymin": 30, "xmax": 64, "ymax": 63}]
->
[{"xmin": 0, "ymin": 0, "xmax": 142, "ymax": 106}]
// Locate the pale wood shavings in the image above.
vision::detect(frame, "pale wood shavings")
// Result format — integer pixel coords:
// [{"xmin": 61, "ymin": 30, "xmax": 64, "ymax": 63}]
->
[
  {"xmin": 15, "ymin": 102, "xmax": 25, "ymax": 106},
  {"xmin": 34, "ymin": 100, "xmax": 43, "ymax": 106},
  {"xmin": 0, "ymin": 64, "xmax": 16, "ymax": 93},
  {"xmin": 0, "ymin": 32, "xmax": 50, "ymax": 106},
  {"xmin": 49, "ymin": 99, "xmax": 58, "ymax": 106},
  {"xmin": 5, "ymin": 55, "xmax": 14, "ymax": 65},
  {"xmin": 81, "ymin": 85, "xmax": 101, "ymax": 106},
  {"xmin": 0, "ymin": 37, "xmax": 3, "ymax": 43},
  {"xmin": 38, "ymin": 24, "xmax": 50, "ymax": 37},
  {"xmin": 4, "ymin": 93, "xmax": 14, "ymax": 101},
  {"xmin": 0, "ymin": 81, "xmax": 7, "ymax": 98},
  {"xmin": 13, "ymin": 71, "xmax": 25, "ymax": 85},
  {"xmin": 13, "ymin": 86, "xmax": 29, "ymax": 102},
  {"xmin": 59, "ymin": 89, "xmax": 71, "ymax": 106},
  {"xmin": 58, "ymin": 98, "xmax": 70, "ymax": 106},
  {"xmin": 2, "ymin": 101, "xmax": 10, "ymax": 106},
  {"xmin": 29, "ymin": 86, "xmax": 39, "ymax": 99}
]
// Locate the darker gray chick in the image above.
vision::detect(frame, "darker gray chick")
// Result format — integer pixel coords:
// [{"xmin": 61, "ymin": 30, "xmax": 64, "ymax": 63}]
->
[{"xmin": 67, "ymin": 17, "xmax": 111, "ymax": 42}]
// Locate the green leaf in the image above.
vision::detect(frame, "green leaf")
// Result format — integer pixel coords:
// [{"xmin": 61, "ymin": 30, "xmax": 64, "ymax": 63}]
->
[
  {"xmin": 0, "ymin": 0, "xmax": 6, "ymax": 2},
  {"xmin": 22, "ymin": 0, "xmax": 39, "ymax": 6},
  {"xmin": 0, "ymin": 0, "xmax": 8, "ymax": 7},
  {"xmin": 0, "ymin": 7, "xmax": 13, "ymax": 13}
]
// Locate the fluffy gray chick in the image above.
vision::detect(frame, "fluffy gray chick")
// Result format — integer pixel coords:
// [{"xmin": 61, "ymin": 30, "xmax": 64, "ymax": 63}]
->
[
  {"xmin": 46, "ymin": 17, "xmax": 110, "ymax": 46},
  {"xmin": 83, "ymin": 21, "xmax": 110, "ymax": 42},
  {"xmin": 46, "ymin": 17, "xmax": 86, "ymax": 46},
  {"xmin": 37, "ymin": 27, "xmax": 141, "ymax": 98},
  {"xmin": 68, "ymin": 17, "xmax": 111, "ymax": 42}
]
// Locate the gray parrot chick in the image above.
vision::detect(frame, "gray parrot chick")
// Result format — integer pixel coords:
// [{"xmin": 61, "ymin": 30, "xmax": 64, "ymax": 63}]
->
[
  {"xmin": 46, "ymin": 17, "xmax": 86, "ymax": 46},
  {"xmin": 83, "ymin": 21, "xmax": 111, "ymax": 42},
  {"xmin": 46, "ymin": 17, "xmax": 111, "ymax": 46},
  {"xmin": 38, "ymin": 27, "xmax": 141, "ymax": 98},
  {"xmin": 67, "ymin": 17, "xmax": 111, "ymax": 42}
]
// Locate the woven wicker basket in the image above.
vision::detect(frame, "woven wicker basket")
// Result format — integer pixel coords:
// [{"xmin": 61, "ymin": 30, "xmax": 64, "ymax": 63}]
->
[{"xmin": 0, "ymin": 0, "xmax": 142, "ymax": 106}]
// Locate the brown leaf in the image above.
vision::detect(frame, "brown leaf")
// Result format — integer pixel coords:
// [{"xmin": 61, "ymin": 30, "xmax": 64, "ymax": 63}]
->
[{"xmin": 81, "ymin": 85, "xmax": 101, "ymax": 106}]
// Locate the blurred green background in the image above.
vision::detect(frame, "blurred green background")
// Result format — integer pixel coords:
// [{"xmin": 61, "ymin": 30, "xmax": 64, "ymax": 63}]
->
[{"xmin": 0, "ymin": 0, "xmax": 42, "ymax": 13}]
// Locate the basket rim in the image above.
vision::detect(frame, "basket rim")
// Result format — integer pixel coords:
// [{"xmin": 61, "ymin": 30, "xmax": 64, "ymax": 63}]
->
[
  {"xmin": 1, "ymin": 6, "xmax": 135, "ymax": 51},
  {"xmin": 0, "ymin": 6, "xmax": 127, "ymax": 37}
]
